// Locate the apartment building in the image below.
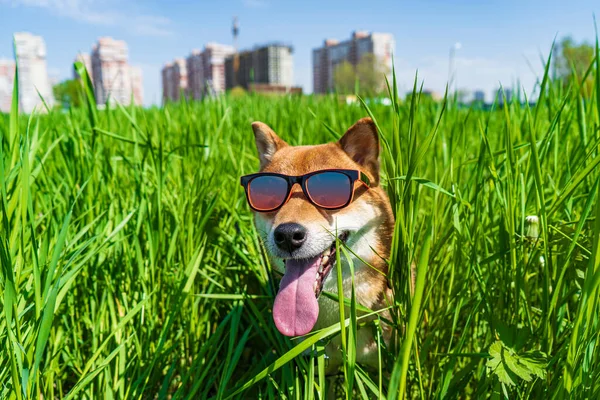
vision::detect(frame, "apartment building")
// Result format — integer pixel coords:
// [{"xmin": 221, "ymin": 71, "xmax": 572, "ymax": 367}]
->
[
  {"xmin": 13, "ymin": 32, "xmax": 55, "ymax": 113},
  {"xmin": 224, "ymin": 43, "xmax": 294, "ymax": 90},
  {"xmin": 0, "ymin": 59, "xmax": 15, "ymax": 113},
  {"xmin": 91, "ymin": 37, "xmax": 143, "ymax": 106},
  {"xmin": 312, "ymin": 31, "xmax": 394, "ymax": 94},
  {"xmin": 184, "ymin": 43, "xmax": 235, "ymax": 99},
  {"xmin": 161, "ymin": 58, "xmax": 187, "ymax": 103},
  {"xmin": 73, "ymin": 53, "xmax": 92, "ymax": 80}
]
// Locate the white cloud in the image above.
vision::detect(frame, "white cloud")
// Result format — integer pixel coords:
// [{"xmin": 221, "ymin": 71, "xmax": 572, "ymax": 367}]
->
[
  {"xmin": 131, "ymin": 15, "xmax": 174, "ymax": 37},
  {"xmin": 2, "ymin": 0, "xmax": 175, "ymax": 37}
]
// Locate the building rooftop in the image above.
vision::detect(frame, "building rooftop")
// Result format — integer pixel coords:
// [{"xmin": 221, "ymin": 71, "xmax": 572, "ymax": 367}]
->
[
  {"xmin": 318, "ymin": 31, "xmax": 394, "ymax": 49},
  {"xmin": 13, "ymin": 31, "xmax": 40, "ymax": 40},
  {"xmin": 97, "ymin": 37, "xmax": 126, "ymax": 45},
  {"xmin": 205, "ymin": 42, "xmax": 235, "ymax": 49},
  {"xmin": 232, "ymin": 42, "xmax": 294, "ymax": 56},
  {"xmin": 352, "ymin": 30, "xmax": 370, "ymax": 39}
]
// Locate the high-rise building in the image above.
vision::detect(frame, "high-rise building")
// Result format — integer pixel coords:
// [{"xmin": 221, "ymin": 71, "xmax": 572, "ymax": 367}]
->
[
  {"xmin": 225, "ymin": 43, "xmax": 294, "ymax": 90},
  {"xmin": 186, "ymin": 50, "xmax": 203, "ymax": 100},
  {"xmin": 161, "ymin": 58, "xmax": 187, "ymax": 103},
  {"xmin": 172, "ymin": 58, "xmax": 187, "ymax": 101},
  {"xmin": 312, "ymin": 31, "xmax": 395, "ymax": 94},
  {"xmin": 161, "ymin": 62, "xmax": 173, "ymax": 104},
  {"xmin": 73, "ymin": 53, "xmax": 92, "ymax": 80},
  {"xmin": 0, "ymin": 59, "xmax": 15, "ymax": 113},
  {"xmin": 202, "ymin": 43, "xmax": 235, "ymax": 96},
  {"xmin": 13, "ymin": 32, "xmax": 55, "ymax": 113},
  {"xmin": 183, "ymin": 43, "xmax": 235, "ymax": 99},
  {"xmin": 91, "ymin": 37, "xmax": 143, "ymax": 106},
  {"xmin": 130, "ymin": 66, "xmax": 143, "ymax": 106}
]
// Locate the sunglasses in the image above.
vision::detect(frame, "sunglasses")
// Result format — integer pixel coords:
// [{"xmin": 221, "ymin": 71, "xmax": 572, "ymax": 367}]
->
[{"xmin": 240, "ymin": 169, "xmax": 371, "ymax": 212}]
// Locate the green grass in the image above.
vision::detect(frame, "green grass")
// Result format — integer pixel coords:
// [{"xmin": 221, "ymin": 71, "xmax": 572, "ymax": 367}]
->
[{"xmin": 1, "ymin": 40, "xmax": 600, "ymax": 399}]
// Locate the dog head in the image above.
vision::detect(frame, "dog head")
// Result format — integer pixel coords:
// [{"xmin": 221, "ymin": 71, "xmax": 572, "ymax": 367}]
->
[{"xmin": 248, "ymin": 118, "xmax": 394, "ymax": 336}]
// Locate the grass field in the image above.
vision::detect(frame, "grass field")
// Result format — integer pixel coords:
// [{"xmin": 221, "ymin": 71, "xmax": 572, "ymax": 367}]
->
[{"xmin": 1, "ymin": 41, "xmax": 600, "ymax": 399}]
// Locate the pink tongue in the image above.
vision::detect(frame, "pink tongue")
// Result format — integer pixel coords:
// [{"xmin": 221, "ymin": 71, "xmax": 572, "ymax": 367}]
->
[{"xmin": 273, "ymin": 256, "xmax": 321, "ymax": 336}]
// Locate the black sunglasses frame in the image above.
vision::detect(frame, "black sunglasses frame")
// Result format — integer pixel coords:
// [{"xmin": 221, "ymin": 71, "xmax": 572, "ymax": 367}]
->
[{"xmin": 240, "ymin": 169, "xmax": 371, "ymax": 212}]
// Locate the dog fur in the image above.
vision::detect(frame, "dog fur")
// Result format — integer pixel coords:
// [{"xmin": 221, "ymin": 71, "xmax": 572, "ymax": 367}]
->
[{"xmin": 249, "ymin": 117, "xmax": 395, "ymax": 373}]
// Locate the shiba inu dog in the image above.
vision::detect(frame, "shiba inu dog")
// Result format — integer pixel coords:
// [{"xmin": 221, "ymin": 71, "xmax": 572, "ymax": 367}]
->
[{"xmin": 241, "ymin": 117, "xmax": 394, "ymax": 372}]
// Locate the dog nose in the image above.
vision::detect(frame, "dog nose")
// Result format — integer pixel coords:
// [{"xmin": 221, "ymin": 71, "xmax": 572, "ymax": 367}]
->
[{"xmin": 274, "ymin": 223, "xmax": 307, "ymax": 252}]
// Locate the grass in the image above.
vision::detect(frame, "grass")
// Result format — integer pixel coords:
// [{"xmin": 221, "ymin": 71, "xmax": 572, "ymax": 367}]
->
[{"xmin": 1, "ymin": 39, "xmax": 600, "ymax": 399}]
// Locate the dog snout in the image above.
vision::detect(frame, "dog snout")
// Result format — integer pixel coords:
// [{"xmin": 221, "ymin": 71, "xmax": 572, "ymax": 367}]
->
[{"xmin": 274, "ymin": 223, "xmax": 307, "ymax": 253}]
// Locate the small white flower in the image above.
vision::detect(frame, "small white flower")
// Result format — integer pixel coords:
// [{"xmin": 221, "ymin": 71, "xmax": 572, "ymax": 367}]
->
[{"xmin": 525, "ymin": 215, "xmax": 540, "ymax": 240}]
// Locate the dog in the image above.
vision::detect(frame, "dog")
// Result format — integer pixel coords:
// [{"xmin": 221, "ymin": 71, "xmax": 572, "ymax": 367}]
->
[{"xmin": 241, "ymin": 117, "xmax": 395, "ymax": 373}]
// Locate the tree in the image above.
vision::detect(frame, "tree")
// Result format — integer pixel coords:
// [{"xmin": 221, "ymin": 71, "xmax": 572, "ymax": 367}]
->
[
  {"xmin": 554, "ymin": 36, "xmax": 595, "ymax": 97},
  {"xmin": 333, "ymin": 61, "xmax": 355, "ymax": 95},
  {"xmin": 53, "ymin": 79, "xmax": 84, "ymax": 108},
  {"xmin": 332, "ymin": 53, "xmax": 390, "ymax": 97},
  {"xmin": 356, "ymin": 53, "xmax": 389, "ymax": 98}
]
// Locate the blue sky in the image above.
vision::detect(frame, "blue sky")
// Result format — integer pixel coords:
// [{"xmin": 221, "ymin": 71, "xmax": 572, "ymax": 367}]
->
[{"xmin": 0, "ymin": 0, "xmax": 598, "ymax": 106}]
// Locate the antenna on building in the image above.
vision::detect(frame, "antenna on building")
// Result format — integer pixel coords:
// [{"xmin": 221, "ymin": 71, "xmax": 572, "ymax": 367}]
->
[{"xmin": 232, "ymin": 16, "xmax": 239, "ymax": 87}]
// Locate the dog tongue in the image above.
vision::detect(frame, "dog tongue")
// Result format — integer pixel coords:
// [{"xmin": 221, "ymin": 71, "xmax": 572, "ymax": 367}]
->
[{"xmin": 273, "ymin": 256, "xmax": 321, "ymax": 336}]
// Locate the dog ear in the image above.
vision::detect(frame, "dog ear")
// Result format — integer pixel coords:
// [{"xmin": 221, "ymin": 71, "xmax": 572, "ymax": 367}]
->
[
  {"xmin": 252, "ymin": 122, "xmax": 288, "ymax": 169},
  {"xmin": 338, "ymin": 117, "xmax": 380, "ymax": 185}
]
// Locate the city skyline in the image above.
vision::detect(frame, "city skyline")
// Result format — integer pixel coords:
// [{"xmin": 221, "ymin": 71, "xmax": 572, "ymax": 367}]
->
[{"xmin": 0, "ymin": 0, "xmax": 599, "ymax": 106}]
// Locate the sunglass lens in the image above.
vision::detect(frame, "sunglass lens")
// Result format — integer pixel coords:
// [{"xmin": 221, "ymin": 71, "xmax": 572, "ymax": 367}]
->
[
  {"xmin": 306, "ymin": 172, "xmax": 352, "ymax": 208},
  {"xmin": 248, "ymin": 175, "xmax": 288, "ymax": 211}
]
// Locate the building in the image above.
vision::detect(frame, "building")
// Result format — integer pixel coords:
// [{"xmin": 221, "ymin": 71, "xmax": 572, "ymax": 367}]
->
[
  {"xmin": 0, "ymin": 59, "xmax": 15, "ymax": 113},
  {"xmin": 202, "ymin": 43, "xmax": 235, "ymax": 96},
  {"xmin": 474, "ymin": 90, "xmax": 485, "ymax": 103},
  {"xmin": 249, "ymin": 83, "xmax": 302, "ymax": 95},
  {"xmin": 73, "ymin": 53, "xmax": 92, "ymax": 80},
  {"xmin": 186, "ymin": 50, "xmax": 203, "ymax": 100},
  {"xmin": 130, "ymin": 66, "xmax": 143, "ymax": 106},
  {"xmin": 161, "ymin": 58, "xmax": 187, "ymax": 103},
  {"xmin": 312, "ymin": 31, "xmax": 395, "ymax": 94},
  {"xmin": 172, "ymin": 58, "xmax": 187, "ymax": 101},
  {"xmin": 183, "ymin": 43, "xmax": 235, "ymax": 100},
  {"xmin": 13, "ymin": 32, "xmax": 55, "ymax": 113},
  {"xmin": 225, "ymin": 43, "xmax": 294, "ymax": 91},
  {"xmin": 161, "ymin": 62, "xmax": 173, "ymax": 104},
  {"xmin": 91, "ymin": 37, "xmax": 143, "ymax": 106}
]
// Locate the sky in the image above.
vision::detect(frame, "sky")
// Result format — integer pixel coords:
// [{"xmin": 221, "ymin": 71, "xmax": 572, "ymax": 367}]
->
[{"xmin": 0, "ymin": 0, "xmax": 598, "ymax": 106}]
